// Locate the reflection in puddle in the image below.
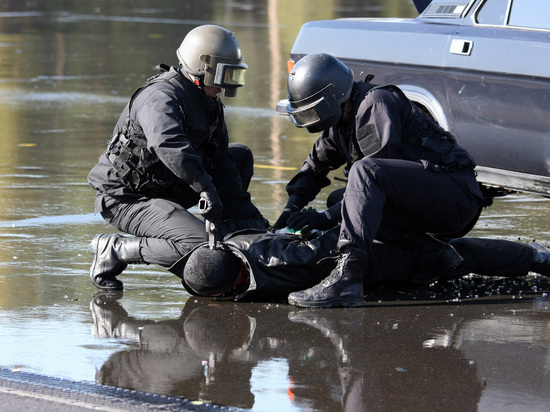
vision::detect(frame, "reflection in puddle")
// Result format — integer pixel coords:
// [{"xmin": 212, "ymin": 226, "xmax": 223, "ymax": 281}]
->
[
  {"xmin": 0, "ymin": 213, "xmax": 102, "ymax": 227},
  {"xmin": 90, "ymin": 291, "xmax": 550, "ymax": 411}
]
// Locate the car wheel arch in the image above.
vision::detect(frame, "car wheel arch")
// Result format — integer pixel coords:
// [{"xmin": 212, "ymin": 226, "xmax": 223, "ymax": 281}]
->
[{"xmin": 397, "ymin": 85, "xmax": 451, "ymax": 131}]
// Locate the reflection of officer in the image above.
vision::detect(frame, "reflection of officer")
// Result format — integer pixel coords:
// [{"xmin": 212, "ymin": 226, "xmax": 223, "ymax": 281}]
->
[
  {"xmin": 87, "ymin": 25, "xmax": 267, "ymax": 291},
  {"xmin": 170, "ymin": 225, "xmax": 549, "ymax": 302},
  {"xmin": 91, "ymin": 293, "xmax": 257, "ymax": 407},
  {"xmin": 287, "ymin": 307, "xmax": 484, "ymax": 412},
  {"xmin": 272, "ymin": 53, "xmax": 485, "ymax": 307},
  {"xmin": 91, "ymin": 294, "xmax": 499, "ymax": 410}
]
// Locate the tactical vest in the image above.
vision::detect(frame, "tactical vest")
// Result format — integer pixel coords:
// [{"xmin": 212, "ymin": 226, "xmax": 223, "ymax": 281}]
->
[
  {"xmin": 338, "ymin": 80, "xmax": 470, "ymax": 174},
  {"xmin": 335, "ymin": 81, "xmax": 382, "ymax": 173},
  {"xmin": 105, "ymin": 65, "xmax": 190, "ymax": 195}
]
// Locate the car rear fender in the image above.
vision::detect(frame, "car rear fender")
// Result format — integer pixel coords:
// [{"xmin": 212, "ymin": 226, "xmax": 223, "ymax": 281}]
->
[{"xmin": 396, "ymin": 84, "xmax": 450, "ymax": 131}]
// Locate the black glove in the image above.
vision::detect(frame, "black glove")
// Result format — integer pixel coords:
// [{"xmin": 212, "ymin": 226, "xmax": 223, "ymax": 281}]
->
[
  {"xmin": 198, "ymin": 185, "xmax": 223, "ymax": 224},
  {"xmin": 273, "ymin": 206, "xmax": 301, "ymax": 230},
  {"xmin": 287, "ymin": 209, "xmax": 336, "ymax": 234},
  {"xmin": 272, "ymin": 194, "xmax": 310, "ymax": 231}
]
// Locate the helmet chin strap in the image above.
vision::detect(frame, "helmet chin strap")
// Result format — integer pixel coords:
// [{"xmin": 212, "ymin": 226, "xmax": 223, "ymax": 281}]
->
[
  {"xmin": 180, "ymin": 65, "xmax": 205, "ymax": 90},
  {"xmin": 190, "ymin": 73, "xmax": 204, "ymax": 89}
]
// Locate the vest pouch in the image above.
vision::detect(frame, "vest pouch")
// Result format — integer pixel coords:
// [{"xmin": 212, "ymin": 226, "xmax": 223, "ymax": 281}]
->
[{"xmin": 107, "ymin": 132, "xmax": 177, "ymax": 196}]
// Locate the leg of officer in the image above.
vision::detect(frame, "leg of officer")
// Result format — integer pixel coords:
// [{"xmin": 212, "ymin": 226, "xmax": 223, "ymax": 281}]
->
[
  {"xmin": 90, "ymin": 143, "xmax": 254, "ymax": 291},
  {"xmin": 109, "ymin": 198, "xmax": 207, "ymax": 267},
  {"xmin": 90, "ymin": 196, "xmax": 207, "ymax": 290},
  {"xmin": 228, "ymin": 143, "xmax": 254, "ymax": 191},
  {"xmin": 340, "ymin": 158, "xmax": 480, "ymax": 249},
  {"xmin": 288, "ymin": 157, "xmax": 480, "ymax": 307}
]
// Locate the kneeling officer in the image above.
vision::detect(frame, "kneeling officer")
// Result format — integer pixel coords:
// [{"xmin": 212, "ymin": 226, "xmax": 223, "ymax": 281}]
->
[{"xmin": 88, "ymin": 25, "xmax": 266, "ymax": 291}]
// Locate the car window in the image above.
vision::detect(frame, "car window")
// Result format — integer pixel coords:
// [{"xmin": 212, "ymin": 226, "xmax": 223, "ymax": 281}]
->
[
  {"xmin": 509, "ymin": 0, "xmax": 550, "ymax": 30},
  {"xmin": 476, "ymin": 0, "xmax": 509, "ymax": 26}
]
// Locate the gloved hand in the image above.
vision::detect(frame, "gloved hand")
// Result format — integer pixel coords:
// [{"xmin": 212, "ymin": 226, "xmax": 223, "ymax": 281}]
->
[
  {"xmin": 272, "ymin": 194, "xmax": 309, "ymax": 231},
  {"xmin": 272, "ymin": 207, "xmax": 298, "ymax": 230},
  {"xmin": 287, "ymin": 209, "xmax": 336, "ymax": 234},
  {"xmin": 198, "ymin": 185, "xmax": 223, "ymax": 224}
]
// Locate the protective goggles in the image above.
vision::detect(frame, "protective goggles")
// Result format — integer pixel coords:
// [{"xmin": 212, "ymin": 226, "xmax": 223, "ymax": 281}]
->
[
  {"xmin": 214, "ymin": 63, "xmax": 247, "ymax": 87},
  {"xmin": 287, "ymin": 95, "xmax": 338, "ymax": 129},
  {"xmin": 202, "ymin": 54, "xmax": 247, "ymax": 89}
]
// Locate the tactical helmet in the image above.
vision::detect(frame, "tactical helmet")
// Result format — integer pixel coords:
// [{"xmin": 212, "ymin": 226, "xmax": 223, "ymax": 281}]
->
[
  {"xmin": 183, "ymin": 245, "xmax": 242, "ymax": 296},
  {"xmin": 287, "ymin": 53, "xmax": 354, "ymax": 133},
  {"xmin": 176, "ymin": 25, "xmax": 247, "ymax": 97}
]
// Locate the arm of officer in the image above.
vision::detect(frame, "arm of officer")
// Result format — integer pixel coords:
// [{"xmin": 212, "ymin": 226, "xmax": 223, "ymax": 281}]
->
[
  {"xmin": 274, "ymin": 131, "xmax": 346, "ymax": 229},
  {"xmin": 136, "ymin": 87, "xmax": 214, "ymax": 193}
]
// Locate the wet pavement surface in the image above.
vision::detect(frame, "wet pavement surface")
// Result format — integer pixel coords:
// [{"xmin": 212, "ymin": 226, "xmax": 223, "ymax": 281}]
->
[
  {"xmin": 89, "ymin": 287, "xmax": 550, "ymax": 411},
  {"xmin": 0, "ymin": 1, "xmax": 549, "ymax": 411}
]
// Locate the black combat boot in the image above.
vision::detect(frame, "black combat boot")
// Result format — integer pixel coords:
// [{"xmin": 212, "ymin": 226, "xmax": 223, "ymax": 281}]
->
[
  {"xmin": 90, "ymin": 234, "xmax": 143, "ymax": 290},
  {"xmin": 530, "ymin": 243, "xmax": 550, "ymax": 276},
  {"xmin": 288, "ymin": 247, "xmax": 366, "ymax": 308},
  {"xmin": 400, "ymin": 232, "xmax": 464, "ymax": 284}
]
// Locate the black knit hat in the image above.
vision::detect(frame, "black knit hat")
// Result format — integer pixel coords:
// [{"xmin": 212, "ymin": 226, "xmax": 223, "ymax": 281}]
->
[{"xmin": 183, "ymin": 245, "xmax": 242, "ymax": 296}]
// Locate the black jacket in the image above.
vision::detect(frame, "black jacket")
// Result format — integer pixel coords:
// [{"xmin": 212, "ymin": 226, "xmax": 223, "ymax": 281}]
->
[
  {"xmin": 88, "ymin": 66, "xmax": 260, "ymax": 220},
  {"xmin": 285, "ymin": 82, "xmax": 483, "ymax": 211}
]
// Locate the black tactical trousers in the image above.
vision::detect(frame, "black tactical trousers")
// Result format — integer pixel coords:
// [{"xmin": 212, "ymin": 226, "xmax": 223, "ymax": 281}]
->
[
  {"xmin": 101, "ymin": 143, "xmax": 254, "ymax": 267},
  {"xmin": 338, "ymin": 158, "xmax": 482, "ymax": 251}
]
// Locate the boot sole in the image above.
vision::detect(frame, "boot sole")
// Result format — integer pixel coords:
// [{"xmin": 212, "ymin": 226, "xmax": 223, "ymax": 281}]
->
[{"xmin": 288, "ymin": 295, "xmax": 363, "ymax": 308}]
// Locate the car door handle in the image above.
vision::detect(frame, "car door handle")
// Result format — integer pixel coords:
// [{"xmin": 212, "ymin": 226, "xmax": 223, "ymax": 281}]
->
[{"xmin": 450, "ymin": 39, "xmax": 473, "ymax": 56}]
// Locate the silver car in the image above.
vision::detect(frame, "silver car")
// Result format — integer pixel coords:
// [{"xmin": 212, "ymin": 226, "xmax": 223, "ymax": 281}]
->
[{"xmin": 279, "ymin": 0, "xmax": 550, "ymax": 197}]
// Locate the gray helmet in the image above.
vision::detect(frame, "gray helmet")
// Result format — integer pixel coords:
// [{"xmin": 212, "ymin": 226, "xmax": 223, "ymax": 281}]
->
[
  {"xmin": 176, "ymin": 25, "xmax": 247, "ymax": 97},
  {"xmin": 287, "ymin": 53, "xmax": 354, "ymax": 133},
  {"xmin": 183, "ymin": 245, "xmax": 242, "ymax": 296}
]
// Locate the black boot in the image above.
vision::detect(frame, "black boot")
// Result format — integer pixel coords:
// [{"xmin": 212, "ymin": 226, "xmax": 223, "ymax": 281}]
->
[
  {"xmin": 90, "ymin": 234, "xmax": 143, "ymax": 290},
  {"xmin": 400, "ymin": 233, "xmax": 464, "ymax": 284},
  {"xmin": 288, "ymin": 247, "xmax": 366, "ymax": 308},
  {"xmin": 530, "ymin": 243, "xmax": 550, "ymax": 276}
]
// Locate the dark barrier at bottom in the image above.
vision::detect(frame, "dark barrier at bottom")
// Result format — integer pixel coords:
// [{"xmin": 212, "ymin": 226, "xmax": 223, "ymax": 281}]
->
[{"xmin": 0, "ymin": 367, "xmax": 245, "ymax": 411}]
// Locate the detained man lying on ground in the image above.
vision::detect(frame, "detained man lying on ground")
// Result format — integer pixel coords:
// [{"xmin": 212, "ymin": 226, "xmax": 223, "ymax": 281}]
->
[{"xmin": 168, "ymin": 225, "xmax": 550, "ymax": 305}]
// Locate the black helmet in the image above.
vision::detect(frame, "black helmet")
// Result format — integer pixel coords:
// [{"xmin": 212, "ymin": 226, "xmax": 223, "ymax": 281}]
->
[
  {"xmin": 287, "ymin": 53, "xmax": 354, "ymax": 133},
  {"xmin": 176, "ymin": 25, "xmax": 247, "ymax": 97},
  {"xmin": 183, "ymin": 245, "xmax": 242, "ymax": 296}
]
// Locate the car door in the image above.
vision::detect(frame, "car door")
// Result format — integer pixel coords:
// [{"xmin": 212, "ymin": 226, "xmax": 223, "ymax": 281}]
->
[{"xmin": 444, "ymin": 0, "xmax": 550, "ymax": 187}]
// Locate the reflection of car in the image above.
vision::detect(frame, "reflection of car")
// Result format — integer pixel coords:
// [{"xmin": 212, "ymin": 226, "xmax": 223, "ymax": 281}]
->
[{"xmin": 278, "ymin": 0, "xmax": 550, "ymax": 197}]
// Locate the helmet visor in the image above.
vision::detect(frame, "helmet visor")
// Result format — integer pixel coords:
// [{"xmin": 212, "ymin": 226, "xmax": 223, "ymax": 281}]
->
[
  {"xmin": 287, "ymin": 96, "xmax": 334, "ymax": 129},
  {"xmin": 202, "ymin": 54, "xmax": 247, "ymax": 90},
  {"xmin": 288, "ymin": 105, "xmax": 320, "ymax": 128},
  {"xmin": 215, "ymin": 64, "xmax": 247, "ymax": 87}
]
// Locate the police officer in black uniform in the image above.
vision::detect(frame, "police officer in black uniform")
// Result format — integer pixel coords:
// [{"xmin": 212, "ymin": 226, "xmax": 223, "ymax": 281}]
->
[
  {"xmin": 87, "ymin": 25, "xmax": 267, "ymax": 291},
  {"xmin": 271, "ymin": 53, "xmax": 485, "ymax": 307}
]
